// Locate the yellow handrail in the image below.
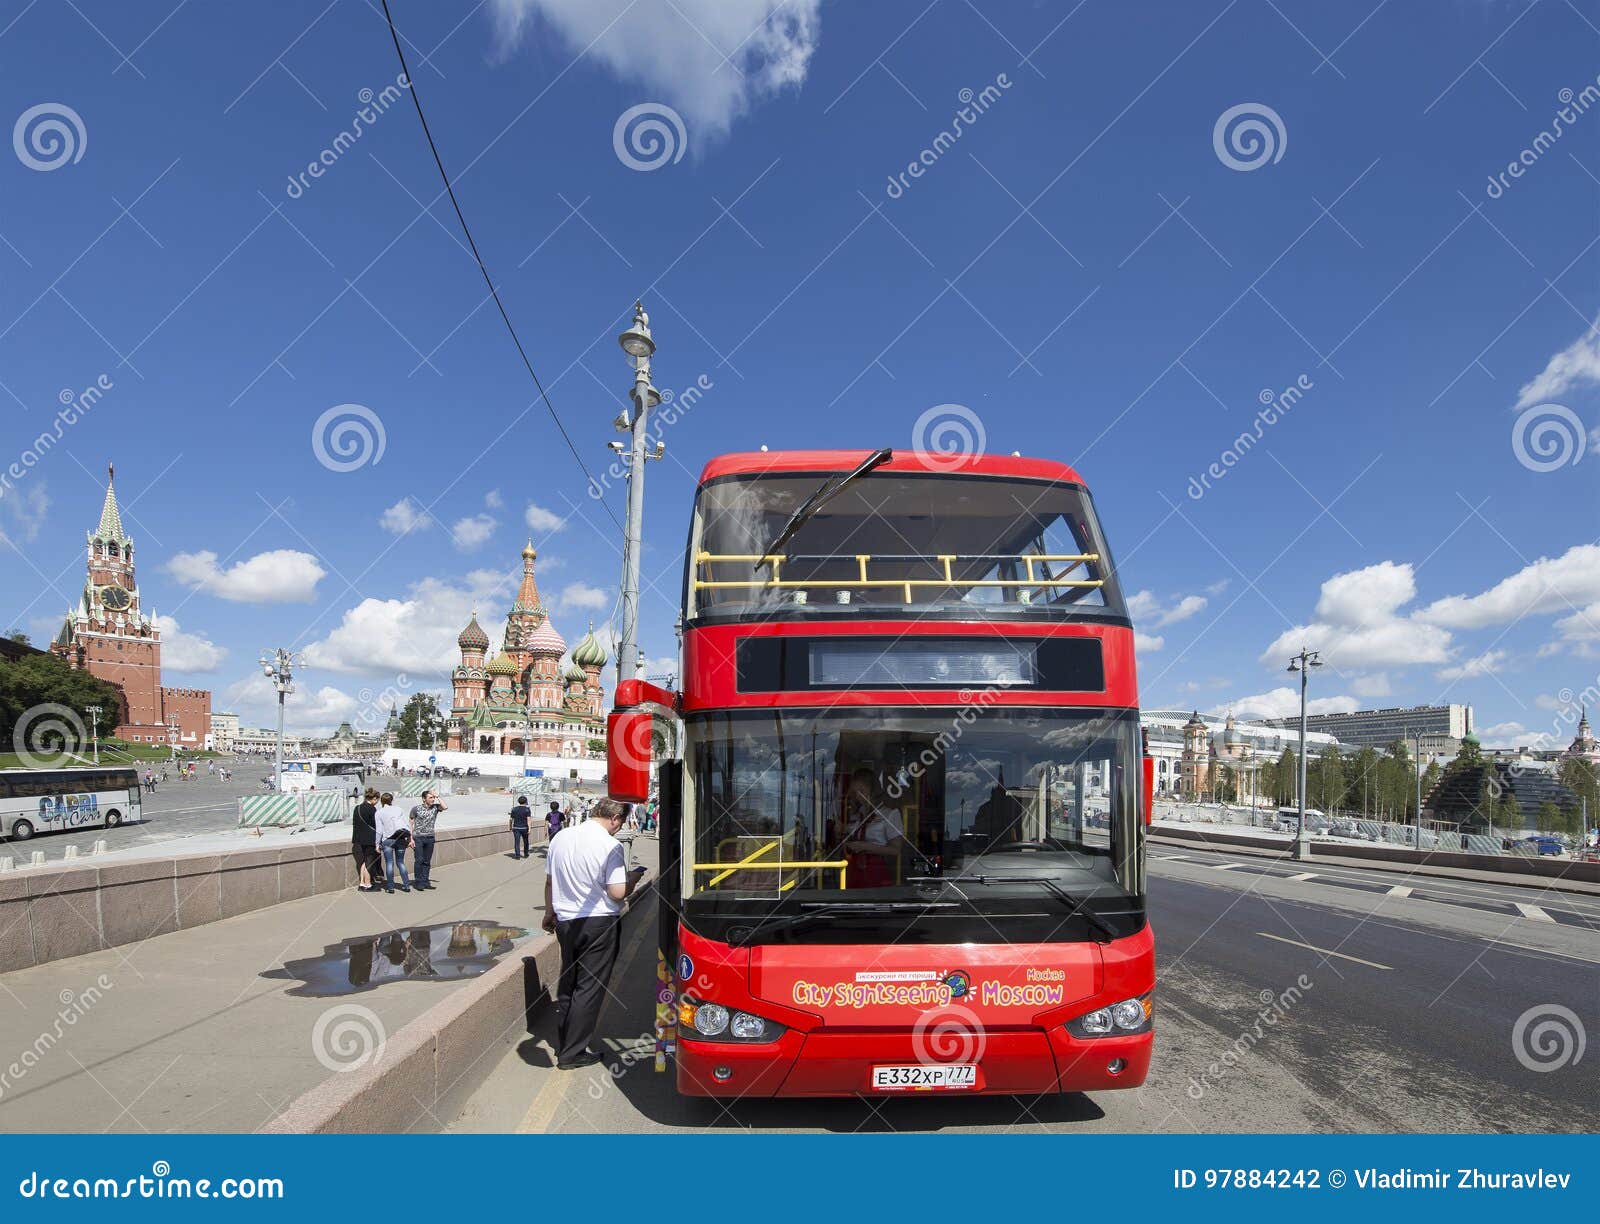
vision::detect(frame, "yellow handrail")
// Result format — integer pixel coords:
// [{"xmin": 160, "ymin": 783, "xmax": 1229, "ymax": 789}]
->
[
  {"xmin": 691, "ymin": 858, "xmax": 849, "ymax": 888},
  {"xmin": 692, "ymin": 550, "xmax": 1103, "ymax": 595}
]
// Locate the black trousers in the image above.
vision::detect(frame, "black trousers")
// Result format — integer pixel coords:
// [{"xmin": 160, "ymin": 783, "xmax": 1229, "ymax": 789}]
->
[{"xmin": 554, "ymin": 914, "xmax": 621, "ymax": 1063}]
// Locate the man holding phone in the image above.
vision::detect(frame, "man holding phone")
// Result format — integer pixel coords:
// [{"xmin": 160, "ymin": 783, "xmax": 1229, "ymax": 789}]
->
[{"xmin": 543, "ymin": 798, "xmax": 647, "ymax": 1070}]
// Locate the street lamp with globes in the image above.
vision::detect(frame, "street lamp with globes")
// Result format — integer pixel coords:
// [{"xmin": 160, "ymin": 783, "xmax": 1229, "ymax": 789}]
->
[{"xmin": 1286, "ymin": 649, "xmax": 1323, "ymax": 861}]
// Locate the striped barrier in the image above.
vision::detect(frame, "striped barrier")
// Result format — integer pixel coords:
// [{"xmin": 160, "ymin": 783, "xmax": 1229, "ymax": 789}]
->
[
  {"xmin": 399, "ymin": 777, "xmax": 453, "ymax": 797},
  {"xmin": 304, "ymin": 793, "xmax": 347, "ymax": 824},
  {"xmin": 237, "ymin": 794, "xmax": 304, "ymax": 828}
]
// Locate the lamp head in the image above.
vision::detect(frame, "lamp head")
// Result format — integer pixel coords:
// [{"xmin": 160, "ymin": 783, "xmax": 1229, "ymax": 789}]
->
[{"xmin": 618, "ymin": 301, "xmax": 654, "ymax": 358}]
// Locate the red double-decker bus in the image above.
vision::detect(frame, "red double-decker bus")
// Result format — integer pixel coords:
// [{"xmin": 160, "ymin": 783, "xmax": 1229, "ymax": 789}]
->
[{"xmin": 610, "ymin": 448, "xmax": 1153, "ymax": 1098}]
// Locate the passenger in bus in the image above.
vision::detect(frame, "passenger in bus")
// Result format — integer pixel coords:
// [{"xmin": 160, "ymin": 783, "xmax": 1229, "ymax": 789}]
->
[
  {"xmin": 973, "ymin": 783, "xmax": 1025, "ymax": 853},
  {"xmin": 838, "ymin": 767, "xmax": 915, "ymax": 888}
]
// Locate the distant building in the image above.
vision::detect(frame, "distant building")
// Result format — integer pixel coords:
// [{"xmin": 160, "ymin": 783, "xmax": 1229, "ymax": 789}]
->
[
  {"xmin": 1567, "ymin": 708, "xmax": 1600, "ymax": 766},
  {"xmin": 1143, "ymin": 709, "xmax": 1340, "ymax": 800},
  {"xmin": 232, "ymin": 727, "xmax": 307, "ymax": 755},
  {"xmin": 49, "ymin": 464, "xmax": 211, "ymax": 749},
  {"xmin": 209, "ymin": 711, "xmax": 240, "ymax": 752},
  {"xmin": 444, "ymin": 542, "xmax": 607, "ymax": 759},
  {"xmin": 1263, "ymin": 704, "xmax": 1472, "ymax": 755}
]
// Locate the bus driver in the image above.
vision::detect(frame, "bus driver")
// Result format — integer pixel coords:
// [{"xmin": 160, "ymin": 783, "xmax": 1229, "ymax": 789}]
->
[{"xmin": 838, "ymin": 766, "xmax": 917, "ymax": 889}]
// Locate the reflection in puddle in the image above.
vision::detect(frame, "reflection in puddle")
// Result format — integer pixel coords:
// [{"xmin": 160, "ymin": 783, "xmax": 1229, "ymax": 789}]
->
[{"xmin": 266, "ymin": 920, "xmax": 530, "ymax": 996}]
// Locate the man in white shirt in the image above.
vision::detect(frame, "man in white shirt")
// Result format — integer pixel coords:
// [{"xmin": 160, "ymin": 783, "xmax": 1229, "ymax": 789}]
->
[{"xmin": 542, "ymin": 798, "xmax": 646, "ymax": 1069}]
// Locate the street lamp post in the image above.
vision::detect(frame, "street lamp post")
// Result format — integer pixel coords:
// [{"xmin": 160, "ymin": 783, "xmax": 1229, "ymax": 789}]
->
[
  {"xmin": 1413, "ymin": 731, "xmax": 1424, "ymax": 848},
  {"xmin": 614, "ymin": 301, "xmax": 666, "ymax": 690},
  {"xmin": 260, "ymin": 649, "xmax": 296, "ymax": 792},
  {"xmin": 166, "ymin": 717, "xmax": 180, "ymax": 763},
  {"xmin": 1286, "ymin": 648, "xmax": 1323, "ymax": 861},
  {"xmin": 86, "ymin": 705, "xmax": 101, "ymax": 765}
]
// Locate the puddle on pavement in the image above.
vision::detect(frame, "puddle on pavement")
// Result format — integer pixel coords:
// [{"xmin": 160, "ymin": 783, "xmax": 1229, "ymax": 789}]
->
[{"xmin": 265, "ymin": 920, "xmax": 530, "ymax": 996}]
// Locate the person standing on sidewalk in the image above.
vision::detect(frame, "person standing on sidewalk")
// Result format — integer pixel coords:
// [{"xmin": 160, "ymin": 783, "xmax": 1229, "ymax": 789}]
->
[
  {"xmin": 376, "ymin": 791, "xmax": 412, "ymax": 893},
  {"xmin": 410, "ymin": 789, "xmax": 445, "ymax": 890},
  {"xmin": 545, "ymin": 800, "xmax": 565, "ymax": 842},
  {"xmin": 542, "ymin": 797, "xmax": 647, "ymax": 1070},
  {"xmin": 509, "ymin": 794, "xmax": 532, "ymax": 859},
  {"xmin": 352, "ymin": 787, "xmax": 383, "ymax": 892}
]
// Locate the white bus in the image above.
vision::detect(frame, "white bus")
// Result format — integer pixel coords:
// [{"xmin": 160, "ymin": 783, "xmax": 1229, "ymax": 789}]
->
[
  {"xmin": 274, "ymin": 758, "xmax": 367, "ymax": 796},
  {"xmin": 0, "ymin": 766, "xmax": 142, "ymax": 841}
]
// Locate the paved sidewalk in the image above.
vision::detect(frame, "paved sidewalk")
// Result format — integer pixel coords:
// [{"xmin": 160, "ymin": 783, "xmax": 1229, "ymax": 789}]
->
[{"xmin": 0, "ymin": 827, "xmax": 554, "ymax": 1134}]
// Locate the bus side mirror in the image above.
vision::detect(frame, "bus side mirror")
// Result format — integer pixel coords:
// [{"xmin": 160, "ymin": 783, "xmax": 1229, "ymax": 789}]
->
[
  {"xmin": 1142, "ymin": 756, "xmax": 1154, "ymax": 826},
  {"xmin": 607, "ymin": 710, "xmax": 652, "ymax": 803}
]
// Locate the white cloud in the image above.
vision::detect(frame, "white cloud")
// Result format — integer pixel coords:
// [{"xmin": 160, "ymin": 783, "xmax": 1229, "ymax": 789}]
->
[
  {"xmin": 557, "ymin": 581, "xmax": 610, "ymax": 612},
  {"xmin": 485, "ymin": 489, "xmax": 504, "ymax": 510},
  {"xmin": 450, "ymin": 514, "xmax": 497, "ymax": 552},
  {"xmin": 1133, "ymin": 631, "xmax": 1165, "ymax": 652},
  {"xmin": 1419, "ymin": 545, "xmax": 1600, "ymax": 630},
  {"xmin": 1126, "ymin": 589, "xmax": 1207, "ymax": 629},
  {"xmin": 1351, "ymin": 673, "xmax": 1393, "ymax": 698},
  {"xmin": 1553, "ymin": 601, "xmax": 1600, "ymax": 646},
  {"xmin": 1478, "ymin": 721, "xmax": 1534, "ymax": 750},
  {"xmin": 1514, "ymin": 311, "xmax": 1600, "ymax": 410},
  {"xmin": 490, "ymin": 0, "xmax": 821, "ymax": 141},
  {"xmin": 166, "ymin": 549, "xmax": 325, "ymax": 603},
  {"xmin": 224, "ymin": 673, "xmax": 358, "ymax": 736},
  {"xmin": 150, "ymin": 615, "xmax": 226, "ymax": 672},
  {"xmin": 380, "ymin": 497, "xmax": 433, "ymax": 535},
  {"xmin": 524, "ymin": 503, "xmax": 567, "ymax": 534},
  {"xmin": 303, "ymin": 573, "xmax": 509, "ymax": 677},
  {"xmin": 1436, "ymin": 649, "xmax": 1508, "ymax": 681},
  {"xmin": 0, "ymin": 481, "xmax": 49, "ymax": 544},
  {"xmin": 1261, "ymin": 561, "xmax": 1452, "ymax": 668},
  {"xmin": 1229, "ymin": 687, "xmax": 1360, "ymax": 722}
]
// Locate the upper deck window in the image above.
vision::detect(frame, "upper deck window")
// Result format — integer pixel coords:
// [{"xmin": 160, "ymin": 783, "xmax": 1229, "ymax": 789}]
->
[{"xmin": 687, "ymin": 472, "xmax": 1123, "ymax": 620}]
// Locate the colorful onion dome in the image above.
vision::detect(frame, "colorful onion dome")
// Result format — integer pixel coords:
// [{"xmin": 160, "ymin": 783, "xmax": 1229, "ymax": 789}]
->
[
  {"xmin": 563, "ymin": 660, "xmax": 588, "ymax": 683},
  {"xmin": 571, "ymin": 621, "xmax": 608, "ymax": 668},
  {"xmin": 457, "ymin": 612, "xmax": 490, "ymax": 651},
  {"xmin": 486, "ymin": 651, "xmax": 518, "ymax": 676},
  {"xmin": 524, "ymin": 617, "xmax": 567, "ymax": 656}
]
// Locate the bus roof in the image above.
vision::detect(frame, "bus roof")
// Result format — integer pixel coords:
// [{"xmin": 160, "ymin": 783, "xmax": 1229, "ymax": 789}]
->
[
  {"xmin": 697, "ymin": 450, "xmax": 1086, "ymax": 487},
  {"xmin": 0, "ymin": 765, "xmax": 137, "ymax": 776}
]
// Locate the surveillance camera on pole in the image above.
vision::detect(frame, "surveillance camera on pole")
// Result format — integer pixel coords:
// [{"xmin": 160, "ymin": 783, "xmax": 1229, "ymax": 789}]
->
[{"xmin": 1285, "ymin": 648, "xmax": 1322, "ymax": 862}]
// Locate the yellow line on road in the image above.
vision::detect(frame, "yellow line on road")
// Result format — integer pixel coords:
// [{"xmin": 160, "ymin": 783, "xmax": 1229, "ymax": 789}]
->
[{"xmin": 1255, "ymin": 931, "xmax": 1392, "ymax": 970}]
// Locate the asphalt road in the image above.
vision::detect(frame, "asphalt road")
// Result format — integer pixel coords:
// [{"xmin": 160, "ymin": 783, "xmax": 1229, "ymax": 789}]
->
[{"xmin": 449, "ymin": 844, "xmax": 1600, "ymax": 1134}]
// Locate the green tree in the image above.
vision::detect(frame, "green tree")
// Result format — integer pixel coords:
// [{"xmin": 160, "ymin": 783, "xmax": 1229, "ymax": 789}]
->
[
  {"xmin": 394, "ymin": 692, "xmax": 446, "ymax": 750},
  {"xmin": 0, "ymin": 652, "xmax": 124, "ymax": 759},
  {"xmin": 1275, "ymin": 747, "xmax": 1297, "ymax": 806},
  {"xmin": 1352, "ymin": 746, "xmax": 1380, "ymax": 816},
  {"xmin": 1496, "ymin": 789, "xmax": 1521, "ymax": 831},
  {"xmin": 1536, "ymin": 800, "xmax": 1560, "ymax": 834},
  {"xmin": 1557, "ymin": 757, "xmax": 1598, "ymax": 835},
  {"xmin": 1317, "ymin": 745, "xmax": 1346, "ymax": 814}
]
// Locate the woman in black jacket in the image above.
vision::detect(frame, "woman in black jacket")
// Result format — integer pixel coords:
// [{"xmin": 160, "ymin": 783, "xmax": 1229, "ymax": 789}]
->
[{"xmin": 351, "ymin": 787, "xmax": 383, "ymax": 892}]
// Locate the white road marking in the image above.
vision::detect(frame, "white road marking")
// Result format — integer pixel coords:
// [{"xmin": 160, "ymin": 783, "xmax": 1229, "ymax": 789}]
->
[
  {"xmin": 1513, "ymin": 902, "xmax": 1555, "ymax": 923},
  {"xmin": 1255, "ymin": 931, "xmax": 1392, "ymax": 970},
  {"xmin": 1387, "ymin": 885, "xmax": 1413, "ymax": 898},
  {"xmin": 1206, "ymin": 862, "xmax": 1242, "ymax": 871},
  {"xmin": 1287, "ymin": 872, "xmax": 1317, "ymax": 882}
]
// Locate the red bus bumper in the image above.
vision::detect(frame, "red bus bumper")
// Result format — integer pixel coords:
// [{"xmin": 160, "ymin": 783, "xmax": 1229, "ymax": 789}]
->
[{"xmin": 677, "ymin": 1027, "xmax": 1151, "ymax": 1098}]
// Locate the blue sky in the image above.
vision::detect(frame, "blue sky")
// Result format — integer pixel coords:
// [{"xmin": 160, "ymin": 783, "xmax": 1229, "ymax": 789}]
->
[{"xmin": 1, "ymin": 0, "xmax": 1597, "ymax": 744}]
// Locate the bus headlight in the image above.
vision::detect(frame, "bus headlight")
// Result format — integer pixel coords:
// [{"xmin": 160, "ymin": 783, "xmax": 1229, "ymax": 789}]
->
[
  {"xmin": 1067, "ymin": 994, "xmax": 1152, "ymax": 1038},
  {"xmin": 678, "ymin": 998, "xmax": 784, "ymax": 1043}
]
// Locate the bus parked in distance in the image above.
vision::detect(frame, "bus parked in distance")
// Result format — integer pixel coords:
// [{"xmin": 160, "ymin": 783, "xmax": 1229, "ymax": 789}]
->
[
  {"xmin": 0, "ymin": 766, "xmax": 142, "ymax": 841},
  {"xmin": 610, "ymin": 448, "xmax": 1154, "ymax": 1099},
  {"xmin": 274, "ymin": 758, "xmax": 367, "ymax": 795}
]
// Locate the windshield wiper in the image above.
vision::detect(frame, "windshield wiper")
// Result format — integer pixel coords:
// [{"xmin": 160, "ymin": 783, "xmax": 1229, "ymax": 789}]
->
[
  {"xmin": 726, "ymin": 899, "xmax": 955, "ymax": 946},
  {"xmin": 908, "ymin": 874, "xmax": 1117, "ymax": 943},
  {"xmin": 758, "ymin": 447, "xmax": 893, "ymax": 573}
]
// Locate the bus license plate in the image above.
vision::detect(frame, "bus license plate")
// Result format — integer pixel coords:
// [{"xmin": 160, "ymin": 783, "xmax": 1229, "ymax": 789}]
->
[{"xmin": 871, "ymin": 1064, "xmax": 976, "ymax": 1091}]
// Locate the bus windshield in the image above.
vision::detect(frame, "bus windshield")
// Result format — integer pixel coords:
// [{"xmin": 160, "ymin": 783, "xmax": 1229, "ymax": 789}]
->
[
  {"xmin": 686, "ymin": 708, "xmax": 1144, "ymax": 931},
  {"xmin": 688, "ymin": 472, "xmax": 1123, "ymax": 618}
]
